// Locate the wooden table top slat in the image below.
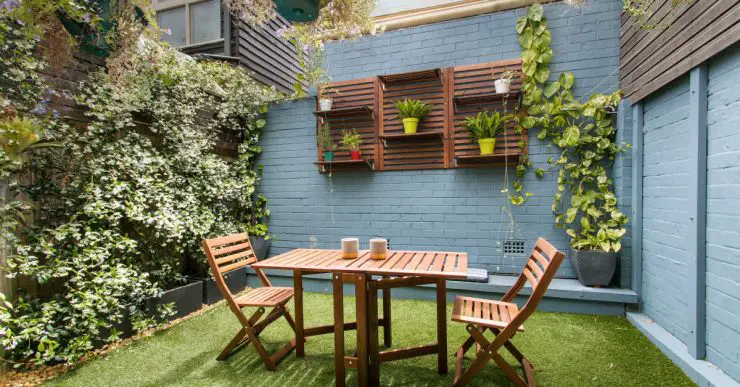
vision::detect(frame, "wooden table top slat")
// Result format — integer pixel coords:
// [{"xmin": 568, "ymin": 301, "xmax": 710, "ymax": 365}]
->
[{"xmin": 253, "ymin": 249, "xmax": 468, "ymax": 279}]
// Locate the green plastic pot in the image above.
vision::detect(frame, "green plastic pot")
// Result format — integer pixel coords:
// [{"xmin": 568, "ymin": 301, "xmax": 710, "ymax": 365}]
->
[
  {"xmin": 323, "ymin": 151, "xmax": 335, "ymax": 162},
  {"xmin": 402, "ymin": 118, "xmax": 419, "ymax": 134},
  {"xmin": 478, "ymin": 138, "xmax": 496, "ymax": 155}
]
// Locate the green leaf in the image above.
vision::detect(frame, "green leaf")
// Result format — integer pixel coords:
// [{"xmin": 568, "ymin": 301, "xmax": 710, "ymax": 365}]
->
[
  {"xmin": 527, "ymin": 3, "xmax": 544, "ymax": 21},
  {"xmin": 521, "ymin": 117, "xmax": 537, "ymax": 129},
  {"xmin": 543, "ymin": 81, "xmax": 560, "ymax": 98},
  {"xmin": 535, "ymin": 67, "xmax": 550, "ymax": 83},
  {"xmin": 535, "ymin": 168, "xmax": 545, "ymax": 178},
  {"xmin": 255, "ymin": 119, "xmax": 266, "ymax": 129},
  {"xmin": 565, "ymin": 207, "xmax": 578, "ymax": 223},
  {"xmin": 559, "ymin": 72, "xmax": 575, "ymax": 90},
  {"xmin": 518, "ymin": 30, "xmax": 534, "ymax": 49},
  {"xmin": 523, "ymin": 58, "xmax": 537, "ymax": 76},
  {"xmin": 516, "ymin": 17, "xmax": 527, "ymax": 34},
  {"xmin": 563, "ymin": 125, "xmax": 580, "ymax": 147}
]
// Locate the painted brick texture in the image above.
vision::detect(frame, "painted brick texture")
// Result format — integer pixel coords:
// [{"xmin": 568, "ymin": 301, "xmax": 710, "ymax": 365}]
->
[
  {"xmin": 259, "ymin": 0, "xmax": 628, "ymax": 279},
  {"xmin": 640, "ymin": 75, "xmax": 691, "ymax": 345},
  {"xmin": 705, "ymin": 43, "xmax": 740, "ymax": 382}
]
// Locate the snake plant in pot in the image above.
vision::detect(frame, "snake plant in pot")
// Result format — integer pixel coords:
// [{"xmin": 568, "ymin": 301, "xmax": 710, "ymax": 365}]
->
[
  {"xmin": 394, "ymin": 98, "xmax": 432, "ymax": 134},
  {"xmin": 317, "ymin": 123, "xmax": 337, "ymax": 161},
  {"xmin": 463, "ymin": 111, "xmax": 513, "ymax": 155},
  {"xmin": 341, "ymin": 129, "xmax": 363, "ymax": 160}
]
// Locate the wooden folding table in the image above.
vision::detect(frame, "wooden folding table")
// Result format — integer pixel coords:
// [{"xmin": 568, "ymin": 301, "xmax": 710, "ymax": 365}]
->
[{"xmin": 251, "ymin": 249, "xmax": 468, "ymax": 387}]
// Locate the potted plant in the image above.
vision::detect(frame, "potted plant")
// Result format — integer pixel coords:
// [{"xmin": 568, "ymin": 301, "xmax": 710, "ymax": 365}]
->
[
  {"xmin": 394, "ymin": 98, "xmax": 432, "ymax": 134},
  {"xmin": 567, "ymin": 204, "xmax": 629, "ymax": 287},
  {"xmin": 247, "ymin": 194, "xmax": 272, "ymax": 259},
  {"xmin": 494, "ymin": 70, "xmax": 515, "ymax": 94},
  {"xmin": 463, "ymin": 111, "xmax": 513, "ymax": 155},
  {"xmin": 341, "ymin": 129, "xmax": 363, "ymax": 160},
  {"xmin": 317, "ymin": 123, "xmax": 337, "ymax": 161},
  {"xmin": 318, "ymin": 88, "xmax": 339, "ymax": 111}
]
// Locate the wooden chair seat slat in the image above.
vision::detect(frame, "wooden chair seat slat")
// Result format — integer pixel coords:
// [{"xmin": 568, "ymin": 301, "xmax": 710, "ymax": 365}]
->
[
  {"xmin": 236, "ymin": 287, "xmax": 293, "ymax": 307},
  {"xmin": 206, "ymin": 233, "xmax": 250, "ymax": 248},
  {"xmin": 451, "ymin": 297, "xmax": 524, "ymax": 332}
]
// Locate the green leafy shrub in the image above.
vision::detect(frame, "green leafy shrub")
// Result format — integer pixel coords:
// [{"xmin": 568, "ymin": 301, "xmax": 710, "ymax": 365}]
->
[
  {"xmin": 0, "ymin": 21, "xmax": 282, "ymax": 368},
  {"xmin": 394, "ymin": 99, "xmax": 432, "ymax": 120},
  {"xmin": 463, "ymin": 111, "xmax": 512, "ymax": 141}
]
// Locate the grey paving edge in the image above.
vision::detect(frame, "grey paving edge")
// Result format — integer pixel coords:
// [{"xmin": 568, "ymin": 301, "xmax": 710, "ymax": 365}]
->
[{"xmin": 627, "ymin": 312, "xmax": 740, "ymax": 387}]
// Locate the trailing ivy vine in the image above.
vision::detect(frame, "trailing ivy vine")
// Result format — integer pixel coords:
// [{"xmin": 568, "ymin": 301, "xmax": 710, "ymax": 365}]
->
[{"xmin": 515, "ymin": 3, "xmax": 629, "ymax": 252}]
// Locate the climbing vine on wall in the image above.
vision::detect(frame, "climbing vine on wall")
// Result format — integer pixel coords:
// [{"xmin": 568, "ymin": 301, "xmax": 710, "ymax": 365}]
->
[{"xmin": 514, "ymin": 4, "xmax": 629, "ymax": 252}]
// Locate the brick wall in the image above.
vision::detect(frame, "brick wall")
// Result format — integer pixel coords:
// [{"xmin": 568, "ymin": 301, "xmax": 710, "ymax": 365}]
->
[
  {"xmin": 705, "ymin": 42, "xmax": 740, "ymax": 381},
  {"xmin": 260, "ymin": 0, "xmax": 627, "ymax": 279},
  {"xmin": 640, "ymin": 75, "xmax": 690, "ymax": 344}
]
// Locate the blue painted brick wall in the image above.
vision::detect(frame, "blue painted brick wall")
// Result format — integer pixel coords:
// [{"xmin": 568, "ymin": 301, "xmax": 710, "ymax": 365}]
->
[
  {"xmin": 260, "ymin": 0, "xmax": 628, "ymax": 279},
  {"xmin": 705, "ymin": 43, "xmax": 740, "ymax": 382},
  {"xmin": 640, "ymin": 75, "xmax": 691, "ymax": 344}
]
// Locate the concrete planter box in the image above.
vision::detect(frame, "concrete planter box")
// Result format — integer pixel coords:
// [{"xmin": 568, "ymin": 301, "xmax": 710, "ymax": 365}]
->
[
  {"xmin": 250, "ymin": 236, "xmax": 272, "ymax": 260},
  {"xmin": 200, "ymin": 266, "xmax": 247, "ymax": 305},
  {"xmin": 147, "ymin": 279, "xmax": 203, "ymax": 321},
  {"xmin": 571, "ymin": 249, "xmax": 618, "ymax": 287},
  {"xmin": 95, "ymin": 306, "xmax": 134, "ymax": 348}
]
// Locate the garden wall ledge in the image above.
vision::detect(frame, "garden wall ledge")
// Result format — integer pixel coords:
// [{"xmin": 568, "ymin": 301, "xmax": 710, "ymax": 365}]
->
[{"xmin": 246, "ymin": 268, "xmax": 638, "ymax": 316}]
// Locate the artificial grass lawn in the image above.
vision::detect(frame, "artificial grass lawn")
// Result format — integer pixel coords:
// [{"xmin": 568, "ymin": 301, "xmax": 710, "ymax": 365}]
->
[{"xmin": 46, "ymin": 292, "xmax": 693, "ymax": 386}]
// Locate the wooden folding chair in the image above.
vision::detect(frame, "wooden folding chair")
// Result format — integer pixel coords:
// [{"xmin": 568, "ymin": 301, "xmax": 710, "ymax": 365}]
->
[
  {"xmin": 202, "ymin": 233, "xmax": 297, "ymax": 371},
  {"xmin": 451, "ymin": 237, "xmax": 565, "ymax": 387}
]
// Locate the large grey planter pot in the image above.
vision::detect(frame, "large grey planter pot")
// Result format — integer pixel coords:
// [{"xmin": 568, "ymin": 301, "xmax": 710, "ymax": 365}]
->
[
  {"xmin": 250, "ymin": 236, "xmax": 272, "ymax": 260},
  {"xmin": 201, "ymin": 266, "xmax": 247, "ymax": 305},
  {"xmin": 571, "ymin": 249, "xmax": 618, "ymax": 287},
  {"xmin": 147, "ymin": 279, "xmax": 203, "ymax": 321}
]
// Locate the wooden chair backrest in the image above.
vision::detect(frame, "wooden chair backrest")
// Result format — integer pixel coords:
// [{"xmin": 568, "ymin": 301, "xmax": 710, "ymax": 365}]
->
[
  {"xmin": 500, "ymin": 238, "xmax": 564, "ymax": 335},
  {"xmin": 202, "ymin": 233, "xmax": 258, "ymax": 303}
]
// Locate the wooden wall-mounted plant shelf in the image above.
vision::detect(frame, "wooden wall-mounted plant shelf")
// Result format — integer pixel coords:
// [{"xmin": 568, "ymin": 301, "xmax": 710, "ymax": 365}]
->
[
  {"xmin": 314, "ymin": 159, "xmax": 375, "ymax": 174},
  {"xmin": 453, "ymin": 91, "xmax": 521, "ymax": 112},
  {"xmin": 453, "ymin": 151, "xmax": 524, "ymax": 167},
  {"xmin": 315, "ymin": 58, "xmax": 526, "ymax": 173},
  {"xmin": 314, "ymin": 106, "xmax": 374, "ymax": 119},
  {"xmin": 379, "ymin": 131, "xmax": 444, "ymax": 147}
]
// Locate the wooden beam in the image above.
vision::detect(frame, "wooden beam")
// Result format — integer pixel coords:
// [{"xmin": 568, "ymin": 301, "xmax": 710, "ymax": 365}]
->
[
  {"xmin": 687, "ymin": 64, "xmax": 707, "ymax": 359},
  {"xmin": 378, "ymin": 344, "xmax": 439, "ymax": 362}
]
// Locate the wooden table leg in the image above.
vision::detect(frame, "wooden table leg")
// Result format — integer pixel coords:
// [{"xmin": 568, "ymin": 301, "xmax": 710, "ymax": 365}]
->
[
  {"xmin": 355, "ymin": 273, "xmax": 369, "ymax": 387},
  {"xmin": 294, "ymin": 270, "xmax": 305, "ymax": 358},
  {"xmin": 437, "ymin": 278, "xmax": 448, "ymax": 374},
  {"xmin": 382, "ymin": 276, "xmax": 392, "ymax": 348},
  {"xmin": 368, "ymin": 279, "xmax": 380, "ymax": 386},
  {"xmin": 332, "ymin": 272, "xmax": 345, "ymax": 387}
]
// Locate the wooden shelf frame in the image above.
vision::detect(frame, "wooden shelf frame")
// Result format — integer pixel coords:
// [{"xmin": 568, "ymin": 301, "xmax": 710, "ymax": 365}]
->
[
  {"xmin": 315, "ymin": 59, "xmax": 527, "ymax": 172},
  {"xmin": 314, "ymin": 159, "xmax": 375, "ymax": 173}
]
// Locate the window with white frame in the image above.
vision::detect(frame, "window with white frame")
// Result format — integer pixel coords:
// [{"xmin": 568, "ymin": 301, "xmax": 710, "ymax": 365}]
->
[{"xmin": 154, "ymin": 0, "xmax": 222, "ymax": 47}]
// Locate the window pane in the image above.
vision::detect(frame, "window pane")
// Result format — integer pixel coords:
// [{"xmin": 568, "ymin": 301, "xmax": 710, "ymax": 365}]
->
[
  {"xmin": 190, "ymin": 0, "xmax": 221, "ymax": 44},
  {"xmin": 157, "ymin": 7, "xmax": 186, "ymax": 47}
]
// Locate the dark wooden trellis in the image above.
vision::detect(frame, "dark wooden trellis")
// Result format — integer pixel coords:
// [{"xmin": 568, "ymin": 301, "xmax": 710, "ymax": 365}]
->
[{"xmin": 314, "ymin": 58, "xmax": 526, "ymax": 173}]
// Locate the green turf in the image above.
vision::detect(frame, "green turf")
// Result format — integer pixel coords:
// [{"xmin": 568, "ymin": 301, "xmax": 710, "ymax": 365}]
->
[{"xmin": 46, "ymin": 292, "xmax": 693, "ymax": 386}]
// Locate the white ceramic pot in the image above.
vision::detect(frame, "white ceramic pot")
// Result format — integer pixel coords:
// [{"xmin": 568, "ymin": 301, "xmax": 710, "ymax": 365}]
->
[
  {"xmin": 494, "ymin": 79, "xmax": 511, "ymax": 94},
  {"xmin": 319, "ymin": 98, "xmax": 333, "ymax": 111}
]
